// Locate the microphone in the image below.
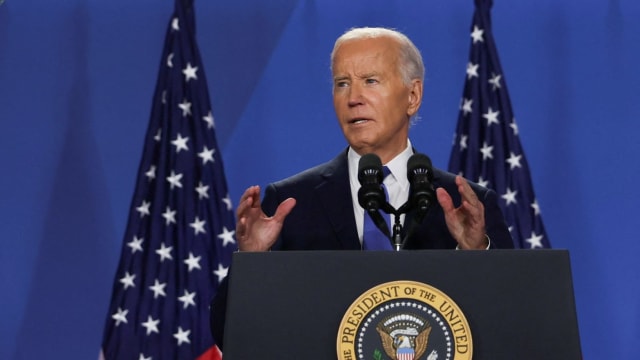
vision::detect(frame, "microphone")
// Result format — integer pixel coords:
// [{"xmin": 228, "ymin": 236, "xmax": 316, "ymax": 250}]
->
[
  {"xmin": 357, "ymin": 153, "xmax": 391, "ymax": 240},
  {"xmin": 407, "ymin": 153, "xmax": 435, "ymax": 215},
  {"xmin": 357, "ymin": 153, "xmax": 385, "ymax": 212}
]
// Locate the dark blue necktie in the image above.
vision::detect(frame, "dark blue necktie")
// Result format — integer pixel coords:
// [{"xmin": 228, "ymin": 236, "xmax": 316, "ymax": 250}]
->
[{"xmin": 363, "ymin": 166, "xmax": 392, "ymax": 250}]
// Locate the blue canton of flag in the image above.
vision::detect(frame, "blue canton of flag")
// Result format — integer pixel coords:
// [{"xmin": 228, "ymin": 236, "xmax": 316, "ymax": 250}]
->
[
  {"xmin": 100, "ymin": 0, "xmax": 237, "ymax": 359},
  {"xmin": 448, "ymin": 0, "xmax": 551, "ymax": 249}
]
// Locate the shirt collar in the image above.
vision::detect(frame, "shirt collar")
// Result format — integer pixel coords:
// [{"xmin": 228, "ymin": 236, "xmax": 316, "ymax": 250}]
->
[{"xmin": 347, "ymin": 140, "xmax": 414, "ymax": 188}]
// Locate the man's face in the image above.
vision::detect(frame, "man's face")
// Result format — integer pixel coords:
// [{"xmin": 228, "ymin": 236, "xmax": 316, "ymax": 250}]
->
[{"xmin": 332, "ymin": 36, "xmax": 422, "ymax": 163}]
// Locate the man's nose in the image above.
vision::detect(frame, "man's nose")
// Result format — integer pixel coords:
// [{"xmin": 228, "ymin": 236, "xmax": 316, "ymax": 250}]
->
[{"xmin": 347, "ymin": 83, "xmax": 364, "ymax": 107}]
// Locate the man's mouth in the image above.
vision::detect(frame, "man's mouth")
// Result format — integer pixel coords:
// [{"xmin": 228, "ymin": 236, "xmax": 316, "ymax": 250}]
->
[{"xmin": 349, "ymin": 118, "xmax": 370, "ymax": 124}]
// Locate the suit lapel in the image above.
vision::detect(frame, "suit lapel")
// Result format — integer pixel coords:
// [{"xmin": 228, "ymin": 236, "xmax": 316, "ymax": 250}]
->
[{"xmin": 315, "ymin": 150, "xmax": 361, "ymax": 250}]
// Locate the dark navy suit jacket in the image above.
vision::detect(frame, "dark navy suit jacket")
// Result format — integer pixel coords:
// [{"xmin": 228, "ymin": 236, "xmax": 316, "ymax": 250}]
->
[
  {"xmin": 211, "ymin": 149, "xmax": 513, "ymax": 348},
  {"xmin": 263, "ymin": 149, "xmax": 513, "ymax": 250}
]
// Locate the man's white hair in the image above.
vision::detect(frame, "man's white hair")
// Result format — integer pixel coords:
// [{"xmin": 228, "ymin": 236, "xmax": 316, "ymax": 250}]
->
[{"xmin": 330, "ymin": 27, "xmax": 425, "ymax": 87}]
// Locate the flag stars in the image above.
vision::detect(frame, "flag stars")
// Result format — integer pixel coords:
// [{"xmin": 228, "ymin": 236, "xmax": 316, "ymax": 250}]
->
[
  {"xmin": 477, "ymin": 176, "xmax": 489, "ymax": 188},
  {"xmin": 182, "ymin": 63, "xmax": 198, "ymax": 82},
  {"xmin": 213, "ymin": 263, "xmax": 229, "ymax": 283},
  {"xmin": 156, "ymin": 243, "xmax": 173, "ymax": 262},
  {"xmin": 166, "ymin": 170, "xmax": 183, "ymax": 189},
  {"xmin": 459, "ymin": 134, "xmax": 468, "ymax": 150},
  {"xmin": 222, "ymin": 194, "xmax": 233, "ymax": 211},
  {"xmin": 471, "ymin": 25, "xmax": 484, "ymax": 44},
  {"xmin": 174, "ymin": 327, "xmax": 191, "ymax": 346},
  {"xmin": 167, "ymin": 53, "xmax": 174, "ymax": 68},
  {"xmin": 525, "ymin": 232, "xmax": 544, "ymax": 248},
  {"xmin": 480, "ymin": 142, "xmax": 494, "ymax": 160},
  {"xmin": 501, "ymin": 188, "xmax": 518, "ymax": 206},
  {"xmin": 461, "ymin": 98, "xmax": 473, "ymax": 116},
  {"xmin": 136, "ymin": 200, "xmax": 151, "ymax": 218},
  {"xmin": 483, "ymin": 107, "xmax": 500, "ymax": 126},
  {"xmin": 149, "ymin": 279, "xmax": 167, "ymax": 299},
  {"xmin": 171, "ymin": 17, "xmax": 180, "ymax": 31},
  {"xmin": 202, "ymin": 111, "xmax": 215, "ymax": 129},
  {"xmin": 184, "ymin": 252, "xmax": 202, "ymax": 272},
  {"xmin": 145, "ymin": 165, "xmax": 156, "ymax": 181},
  {"xmin": 195, "ymin": 181, "xmax": 209, "ymax": 199},
  {"xmin": 154, "ymin": 128, "xmax": 162, "ymax": 142},
  {"xmin": 171, "ymin": 133, "xmax": 189, "ymax": 153},
  {"xmin": 178, "ymin": 99, "xmax": 192, "ymax": 117},
  {"xmin": 218, "ymin": 226, "xmax": 236, "ymax": 246},
  {"xmin": 466, "ymin": 62, "xmax": 479, "ymax": 79},
  {"xmin": 120, "ymin": 272, "xmax": 136, "ymax": 290},
  {"xmin": 141, "ymin": 315, "xmax": 160, "ymax": 336},
  {"xmin": 112, "ymin": 307, "xmax": 129, "ymax": 326},
  {"xmin": 127, "ymin": 236, "xmax": 144, "ymax": 254},
  {"xmin": 488, "ymin": 73, "xmax": 502, "ymax": 90},
  {"xmin": 178, "ymin": 289, "xmax": 196, "ymax": 309},
  {"xmin": 198, "ymin": 146, "xmax": 215, "ymax": 164},
  {"xmin": 162, "ymin": 206, "xmax": 177, "ymax": 225},
  {"xmin": 506, "ymin": 152, "xmax": 523, "ymax": 170},
  {"xmin": 189, "ymin": 216, "xmax": 207, "ymax": 235},
  {"xmin": 531, "ymin": 199, "xmax": 541, "ymax": 216},
  {"xmin": 139, "ymin": 354, "xmax": 151, "ymax": 360},
  {"xmin": 510, "ymin": 119, "xmax": 519, "ymax": 135}
]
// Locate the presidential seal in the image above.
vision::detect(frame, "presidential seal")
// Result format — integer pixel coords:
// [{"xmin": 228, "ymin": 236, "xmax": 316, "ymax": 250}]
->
[{"xmin": 337, "ymin": 281, "xmax": 472, "ymax": 360}]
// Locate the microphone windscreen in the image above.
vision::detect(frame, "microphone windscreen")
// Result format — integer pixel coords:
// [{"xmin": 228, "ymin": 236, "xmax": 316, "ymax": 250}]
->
[
  {"xmin": 407, "ymin": 153, "xmax": 433, "ymax": 181},
  {"xmin": 358, "ymin": 153, "xmax": 383, "ymax": 184}
]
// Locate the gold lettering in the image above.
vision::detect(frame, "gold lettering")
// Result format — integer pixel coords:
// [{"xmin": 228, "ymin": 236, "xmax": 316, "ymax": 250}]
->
[
  {"xmin": 371, "ymin": 292, "xmax": 381, "ymax": 304},
  {"xmin": 342, "ymin": 326, "xmax": 356, "ymax": 344},
  {"xmin": 380, "ymin": 287, "xmax": 393, "ymax": 299},
  {"xmin": 346, "ymin": 316, "xmax": 358, "ymax": 327},
  {"xmin": 362, "ymin": 297, "xmax": 374, "ymax": 310},
  {"xmin": 456, "ymin": 344, "xmax": 469, "ymax": 354},
  {"xmin": 419, "ymin": 289, "xmax": 436, "ymax": 302},
  {"xmin": 440, "ymin": 301, "xmax": 461, "ymax": 323},
  {"xmin": 351, "ymin": 308, "xmax": 363, "ymax": 321}
]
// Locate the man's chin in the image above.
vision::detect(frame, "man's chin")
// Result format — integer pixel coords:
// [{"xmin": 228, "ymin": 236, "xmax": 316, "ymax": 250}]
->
[{"xmin": 348, "ymin": 141, "xmax": 377, "ymax": 156}]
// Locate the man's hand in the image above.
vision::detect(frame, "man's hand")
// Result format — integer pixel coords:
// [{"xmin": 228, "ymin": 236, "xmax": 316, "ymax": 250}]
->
[
  {"xmin": 235, "ymin": 185, "xmax": 296, "ymax": 252},
  {"xmin": 435, "ymin": 176, "xmax": 488, "ymax": 250}
]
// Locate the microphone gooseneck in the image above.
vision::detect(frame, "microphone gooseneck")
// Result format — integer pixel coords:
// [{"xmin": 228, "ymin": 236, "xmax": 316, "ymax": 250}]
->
[
  {"xmin": 357, "ymin": 152, "xmax": 436, "ymax": 251},
  {"xmin": 357, "ymin": 153, "xmax": 392, "ymax": 242}
]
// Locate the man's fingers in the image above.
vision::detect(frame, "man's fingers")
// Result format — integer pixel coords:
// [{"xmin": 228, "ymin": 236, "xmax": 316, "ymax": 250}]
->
[
  {"xmin": 436, "ymin": 187, "xmax": 454, "ymax": 213},
  {"xmin": 456, "ymin": 176, "xmax": 480, "ymax": 207},
  {"xmin": 273, "ymin": 198, "xmax": 296, "ymax": 222},
  {"xmin": 236, "ymin": 185, "xmax": 260, "ymax": 216}
]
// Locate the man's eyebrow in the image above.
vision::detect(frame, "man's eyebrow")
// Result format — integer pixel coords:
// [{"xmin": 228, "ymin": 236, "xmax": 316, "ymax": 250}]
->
[
  {"xmin": 355, "ymin": 71, "xmax": 380, "ymax": 79},
  {"xmin": 333, "ymin": 75, "xmax": 350, "ymax": 82}
]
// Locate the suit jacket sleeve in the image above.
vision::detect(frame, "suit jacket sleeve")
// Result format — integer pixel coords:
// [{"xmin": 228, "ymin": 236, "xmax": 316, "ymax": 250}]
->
[{"xmin": 481, "ymin": 187, "xmax": 514, "ymax": 249}]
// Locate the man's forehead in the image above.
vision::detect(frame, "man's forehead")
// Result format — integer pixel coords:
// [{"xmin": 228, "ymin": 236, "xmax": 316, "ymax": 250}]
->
[
  {"xmin": 332, "ymin": 49, "xmax": 398, "ymax": 77},
  {"xmin": 334, "ymin": 37, "xmax": 398, "ymax": 60}
]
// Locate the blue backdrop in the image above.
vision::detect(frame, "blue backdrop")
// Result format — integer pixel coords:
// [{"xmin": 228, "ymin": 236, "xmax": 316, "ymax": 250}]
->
[{"xmin": 1, "ymin": 0, "xmax": 638, "ymax": 358}]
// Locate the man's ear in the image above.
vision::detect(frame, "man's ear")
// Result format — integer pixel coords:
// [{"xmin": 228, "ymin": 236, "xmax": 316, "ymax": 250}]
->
[{"xmin": 407, "ymin": 79, "xmax": 423, "ymax": 117}]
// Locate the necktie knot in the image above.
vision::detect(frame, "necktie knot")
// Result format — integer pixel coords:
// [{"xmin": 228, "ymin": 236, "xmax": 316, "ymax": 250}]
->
[{"xmin": 382, "ymin": 166, "xmax": 391, "ymax": 180}]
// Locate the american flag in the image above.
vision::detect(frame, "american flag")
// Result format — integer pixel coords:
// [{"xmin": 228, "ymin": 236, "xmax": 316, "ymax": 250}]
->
[
  {"xmin": 448, "ymin": 0, "xmax": 551, "ymax": 249},
  {"xmin": 100, "ymin": 0, "xmax": 237, "ymax": 359}
]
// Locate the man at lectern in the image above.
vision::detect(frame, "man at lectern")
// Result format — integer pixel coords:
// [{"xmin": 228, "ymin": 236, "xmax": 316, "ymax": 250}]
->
[{"xmin": 212, "ymin": 27, "xmax": 513, "ymax": 348}]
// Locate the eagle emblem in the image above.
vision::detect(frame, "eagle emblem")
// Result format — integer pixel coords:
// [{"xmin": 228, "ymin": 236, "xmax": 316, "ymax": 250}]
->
[{"xmin": 376, "ymin": 314, "xmax": 432, "ymax": 360}]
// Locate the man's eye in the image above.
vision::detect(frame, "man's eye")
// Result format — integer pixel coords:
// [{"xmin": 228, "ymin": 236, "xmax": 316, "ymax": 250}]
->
[
  {"xmin": 335, "ymin": 81, "xmax": 349, "ymax": 88},
  {"xmin": 365, "ymin": 78, "xmax": 378, "ymax": 84}
]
